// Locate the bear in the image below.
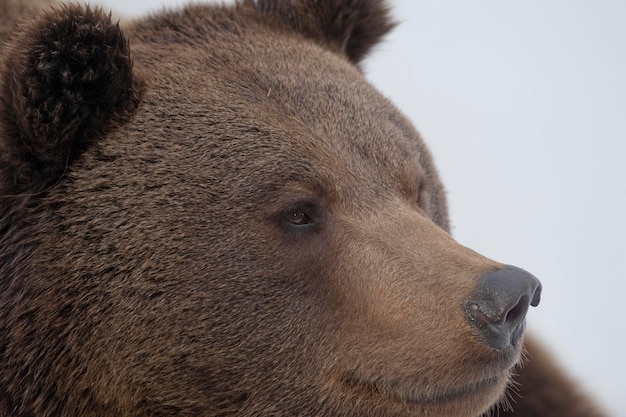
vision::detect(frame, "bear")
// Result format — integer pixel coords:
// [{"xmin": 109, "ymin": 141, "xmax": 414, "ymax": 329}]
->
[{"xmin": 0, "ymin": 0, "xmax": 607, "ymax": 416}]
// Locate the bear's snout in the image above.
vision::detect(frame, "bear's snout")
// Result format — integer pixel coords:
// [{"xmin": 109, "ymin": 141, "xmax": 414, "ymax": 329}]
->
[{"xmin": 464, "ymin": 266, "xmax": 542, "ymax": 351}]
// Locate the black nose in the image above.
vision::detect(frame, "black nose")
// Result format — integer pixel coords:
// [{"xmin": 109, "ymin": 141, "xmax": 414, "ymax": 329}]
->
[{"xmin": 463, "ymin": 265, "xmax": 542, "ymax": 350}]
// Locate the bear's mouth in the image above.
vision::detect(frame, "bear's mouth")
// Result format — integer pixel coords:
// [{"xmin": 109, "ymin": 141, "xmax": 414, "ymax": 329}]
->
[{"xmin": 343, "ymin": 373, "xmax": 505, "ymax": 405}]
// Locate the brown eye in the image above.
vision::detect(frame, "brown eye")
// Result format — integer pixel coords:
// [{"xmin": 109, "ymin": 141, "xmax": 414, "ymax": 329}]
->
[{"xmin": 284, "ymin": 209, "xmax": 313, "ymax": 226}]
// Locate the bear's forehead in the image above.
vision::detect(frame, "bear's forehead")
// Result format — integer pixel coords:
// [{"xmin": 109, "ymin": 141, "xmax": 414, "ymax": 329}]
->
[{"xmin": 123, "ymin": 19, "xmax": 426, "ymax": 205}]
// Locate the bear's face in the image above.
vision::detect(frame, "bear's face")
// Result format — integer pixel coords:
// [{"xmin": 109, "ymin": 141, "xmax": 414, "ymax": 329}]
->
[{"xmin": 0, "ymin": 2, "xmax": 541, "ymax": 417}]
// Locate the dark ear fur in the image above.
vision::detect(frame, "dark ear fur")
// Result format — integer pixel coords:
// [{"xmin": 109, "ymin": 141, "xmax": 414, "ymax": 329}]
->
[
  {"xmin": 244, "ymin": 0, "xmax": 395, "ymax": 65},
  {"xmin": 0, "ymin": 4, "xmax": 138, "ymax": 193}
]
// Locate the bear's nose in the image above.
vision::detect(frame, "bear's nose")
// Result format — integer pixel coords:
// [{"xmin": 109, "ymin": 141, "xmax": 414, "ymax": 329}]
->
[{"xmin": 463, "ymin": 265, "xmax": 542, "ymax": 351}]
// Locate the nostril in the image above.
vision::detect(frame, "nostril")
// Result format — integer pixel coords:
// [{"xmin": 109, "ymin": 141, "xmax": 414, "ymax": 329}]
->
[
  {"xmin": 504, "ymin": 295, "xmax": 529, "ymax": 327},
  {"xmin": 463, "ymin": 265, "xmax": 541, "ymax": 351}
]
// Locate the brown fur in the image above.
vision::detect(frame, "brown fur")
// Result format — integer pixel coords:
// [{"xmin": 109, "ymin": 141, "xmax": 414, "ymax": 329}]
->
[
  {"xmin": 0, "ymin": 1, "xmax": 606, "ymax": 416},
  {"xmin": 0, "ymin": 0, "xmax": 54, "ymax": 47},
  {"xmin": 0, "ymin": 4, "xmax": 140, "ymax": 195}
]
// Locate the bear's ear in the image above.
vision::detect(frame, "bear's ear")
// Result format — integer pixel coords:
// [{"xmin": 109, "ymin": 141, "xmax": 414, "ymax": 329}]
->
[
  {"xmin": 0, "ymin": 4, "xmax": 138, "ymax": 193},
  {"xmin": 245, "ymin": 0, "xmax": 396, "ymax": 65}
]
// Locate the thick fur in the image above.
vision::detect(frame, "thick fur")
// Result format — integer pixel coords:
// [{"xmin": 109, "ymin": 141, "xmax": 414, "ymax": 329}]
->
[
  {"xmin": 0, "ymin": 4, "xmax": 139, "ymax": 194},
  {"xmin": 243, "ymin": 0, "xmax": 395, "ymax": 65},
  {"xmin": 0, "ymin": 0, "xmax": 54, "ymax": 45},
  {"xmin": 0, "ymin": 1, "xmax": 606, "ymax": 417}
]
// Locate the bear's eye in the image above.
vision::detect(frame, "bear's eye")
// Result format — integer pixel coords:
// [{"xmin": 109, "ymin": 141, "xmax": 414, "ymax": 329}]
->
[{"xmin": 284, "ymin": 209, "xmax": 313, "ymax": 226}]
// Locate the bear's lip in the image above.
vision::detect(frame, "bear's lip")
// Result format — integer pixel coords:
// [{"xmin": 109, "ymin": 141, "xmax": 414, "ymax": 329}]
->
[
  {"xmin": 343, "ymin": 372, "xmax": 505, "ymax": 405},
  {"xmin": 395, "ymin": 375, "xmax": 502, "ymax": 404}
]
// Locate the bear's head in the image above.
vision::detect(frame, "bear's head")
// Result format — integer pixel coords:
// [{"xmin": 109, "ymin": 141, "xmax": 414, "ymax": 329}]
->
[{"xmin": 0, "ymin": 1, "xmax": 541, "ymax": 417}]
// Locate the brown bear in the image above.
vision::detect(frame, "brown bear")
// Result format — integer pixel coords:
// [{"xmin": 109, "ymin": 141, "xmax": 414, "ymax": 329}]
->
[{"xmin": 0, "ymin": 1, "xmax": 607, "ymax": 416}]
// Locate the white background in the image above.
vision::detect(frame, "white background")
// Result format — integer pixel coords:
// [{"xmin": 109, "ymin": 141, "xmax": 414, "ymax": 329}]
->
[{"xmin": 96, "ymin": 0, "xmax": 625, "ymax": 415}]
